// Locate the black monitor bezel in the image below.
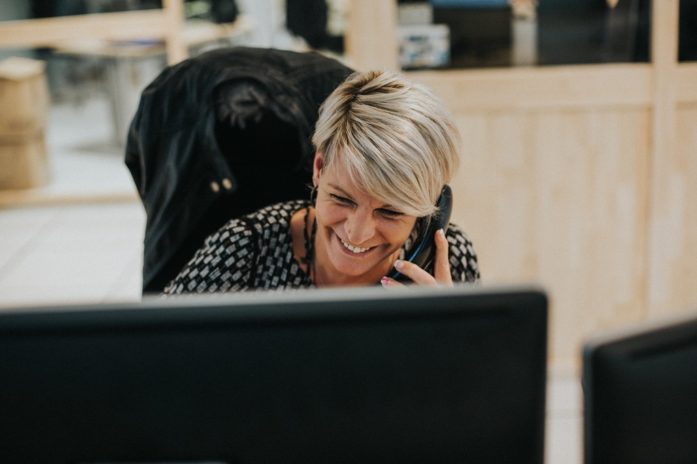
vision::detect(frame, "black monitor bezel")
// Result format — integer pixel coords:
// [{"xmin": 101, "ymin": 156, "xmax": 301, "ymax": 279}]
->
[{"xmin": 583, "ymin": 312, "xmax": 697, "ymax": 464}]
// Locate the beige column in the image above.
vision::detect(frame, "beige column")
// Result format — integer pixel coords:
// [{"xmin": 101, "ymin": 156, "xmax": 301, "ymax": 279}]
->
[
  {"xmin": 163, "ymin": 0, "xmax": 188, "ymax": 65},
  {"xmin": 646, "ymin": 0, "xmax": 680, "ymax": 316},
  {"xmin": 345, "ymin": 0, "xmax": 399, "ymax": 72}
]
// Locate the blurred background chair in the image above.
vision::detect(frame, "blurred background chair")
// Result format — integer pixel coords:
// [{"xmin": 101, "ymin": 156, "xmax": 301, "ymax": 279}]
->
[{"xmin": 125, "ymin": 46, "xmax": 352, "ymax": 293}]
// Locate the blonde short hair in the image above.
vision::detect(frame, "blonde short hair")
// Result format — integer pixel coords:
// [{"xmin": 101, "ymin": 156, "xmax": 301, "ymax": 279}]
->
[{"xmin": 312, "ymin": 70, "xmax": 460, "ymax": 217}]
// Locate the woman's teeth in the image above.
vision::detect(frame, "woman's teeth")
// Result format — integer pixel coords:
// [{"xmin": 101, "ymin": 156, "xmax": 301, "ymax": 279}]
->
[{"xmin": 340, "ymin": 238, "xmax": 370, "ymax": 254}]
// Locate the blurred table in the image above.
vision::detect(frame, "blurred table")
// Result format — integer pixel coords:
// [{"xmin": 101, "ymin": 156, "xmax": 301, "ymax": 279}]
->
[{"xmin": 53, "ymin": 16, "xmax": 253, "ymax": 146}]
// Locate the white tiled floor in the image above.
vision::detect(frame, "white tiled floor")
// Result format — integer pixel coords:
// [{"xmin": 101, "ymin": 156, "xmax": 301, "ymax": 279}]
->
[
  {"xmin": 546, "ymin": 365, "xmax": 583, "ymax": 464},
  {"xmin": 0, "ymin": 97, "xmax": 582, "ymax": 464},
  {"xmin": 0, "ymin": 201, "xmax": 144, "ymax": 308}
]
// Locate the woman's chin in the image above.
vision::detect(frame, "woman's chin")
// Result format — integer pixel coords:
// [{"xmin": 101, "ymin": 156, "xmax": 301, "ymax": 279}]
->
[
  {"xmin": 327, "ymin": 233, "xmax": 385, "ymax": 280},
  {"xmin": 328, "ymin": 253, "xmax": 377, "ymax": 279}
]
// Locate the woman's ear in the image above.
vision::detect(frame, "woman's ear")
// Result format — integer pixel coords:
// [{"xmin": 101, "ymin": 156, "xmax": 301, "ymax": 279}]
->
[{"xmin": 312, "ymin": 152, "xmax": 324, "ymax": 187}]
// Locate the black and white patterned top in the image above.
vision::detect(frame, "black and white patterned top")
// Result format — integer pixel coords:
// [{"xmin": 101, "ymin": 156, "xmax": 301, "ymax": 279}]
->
[{"xmin": 163, "ymin": 200, "xmax": 480, "ymax": 294}]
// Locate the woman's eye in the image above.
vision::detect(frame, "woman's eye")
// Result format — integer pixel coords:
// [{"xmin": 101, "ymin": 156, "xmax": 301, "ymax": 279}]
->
[
  {"xmin": 379, "ymin": 209, "xmax": 403, "ymax": 219},
  {"xmin": 330, "ymin": 194, "xmax": 354, "ymax": 205}
]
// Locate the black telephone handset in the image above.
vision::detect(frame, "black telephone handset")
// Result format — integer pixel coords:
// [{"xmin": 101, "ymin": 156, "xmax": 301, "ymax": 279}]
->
[{"xmin": 387, "ymin": 185, "xmax": 453, "ymax": 282}]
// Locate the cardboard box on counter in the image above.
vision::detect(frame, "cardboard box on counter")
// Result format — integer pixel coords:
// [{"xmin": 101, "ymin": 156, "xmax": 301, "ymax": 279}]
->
[
  {"xmin": 0, "ymin": 57, "xmax": 50, "ymax": 189},
  {"xmin": 0, "ymin": 57, "xmax": 49, "ymax": 140},
  {"xmin": 0, "ymin": 135, "xmax": 49, "ymax": 189}
]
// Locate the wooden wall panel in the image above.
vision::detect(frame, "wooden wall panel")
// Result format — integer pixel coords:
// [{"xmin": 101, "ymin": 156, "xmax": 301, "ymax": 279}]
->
[
  {"xmin": 408, "ymin": 65, "xmax": 652, "ymax": 112},
  {"xmin": 647, "ymin": 104, "xmax": 697, "ymax": 317},
  {"xmin": 449, "ymin": 109, "xmax": 651, "ymax": 363}
]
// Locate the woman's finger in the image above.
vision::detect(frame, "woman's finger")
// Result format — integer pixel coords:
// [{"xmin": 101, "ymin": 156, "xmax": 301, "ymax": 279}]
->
[
  {"xmin": 380, "ymin": 276, "xmax": 405, "ymax": 288},
  {"xmin": 433, "ymin": 229, "xmax": 453, "ymax": 285},
  {"xmin": 392, "ymin": 259, "xmax": 438, "ymax": 286}
]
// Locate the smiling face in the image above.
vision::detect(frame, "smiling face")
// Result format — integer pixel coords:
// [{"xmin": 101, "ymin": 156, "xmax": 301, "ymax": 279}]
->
[{"xmin": 312, "ymin": 154, "xmax": 417, "ymax": 286}]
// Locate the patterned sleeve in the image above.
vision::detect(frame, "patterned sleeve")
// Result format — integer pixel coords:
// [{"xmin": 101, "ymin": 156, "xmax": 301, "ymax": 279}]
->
[
  {"xmin": 445, "ymin": 223, "xmax": 480, "ymax": 283},
  {"xmin": 163, "ymin": 218, "xmax": 258, "ymax": 294}
]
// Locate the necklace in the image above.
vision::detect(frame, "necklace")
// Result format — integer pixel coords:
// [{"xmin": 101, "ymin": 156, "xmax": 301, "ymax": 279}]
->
[{"xmin": 303, "ymin": 205, "xmax": 317, "ymax": 281}]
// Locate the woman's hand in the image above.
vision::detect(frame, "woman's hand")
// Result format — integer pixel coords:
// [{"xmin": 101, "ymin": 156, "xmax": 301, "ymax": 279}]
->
[{"xmin": 381, "ymin": 229, "xmax": 453, "ymax": 287}]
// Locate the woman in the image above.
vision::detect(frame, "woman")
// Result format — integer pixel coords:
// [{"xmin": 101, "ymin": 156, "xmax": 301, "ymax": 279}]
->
[{"xmin": 164, "ymin": 70, "xmax": 479, "ymax": 294}]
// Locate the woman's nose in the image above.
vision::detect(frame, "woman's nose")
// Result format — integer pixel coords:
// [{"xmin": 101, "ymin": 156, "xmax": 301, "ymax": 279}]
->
[{"xmin": 345, "ymin": 210, "xmax": 376, "ymax": 245}]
